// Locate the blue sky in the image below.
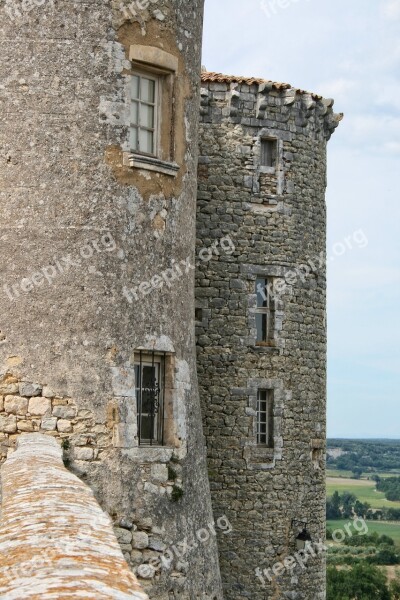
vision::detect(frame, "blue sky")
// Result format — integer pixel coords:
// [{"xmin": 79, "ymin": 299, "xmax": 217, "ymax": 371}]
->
[{"xmin": 202, "ymin": 0, "xmax": 400, "ymax": 438}]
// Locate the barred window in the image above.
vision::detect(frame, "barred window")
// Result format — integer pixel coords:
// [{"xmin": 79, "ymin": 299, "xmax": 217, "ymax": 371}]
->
[
  {"xmin": 255, "ymin": 277, "xmax": 275, "ymax": 344},
  {"xmin": 135, "ymin": 351, "xmax": 166, "ymax": 446},
  {"xmin": 256, "ymin": 390, "xmax": 274, "ymax": 447}
]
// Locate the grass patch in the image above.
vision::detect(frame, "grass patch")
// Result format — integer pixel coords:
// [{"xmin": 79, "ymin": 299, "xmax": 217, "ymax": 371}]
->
[
  {"xmin": 327, "ymin": 469, "xmax": 353, "ymax": 478},
  {"xmin": 327, "ymin": 477, "xmax": 400, "ymax": 510},
  {"xmin": 327, "ymin": 520, "xmax": 400, "ymax": 547}
]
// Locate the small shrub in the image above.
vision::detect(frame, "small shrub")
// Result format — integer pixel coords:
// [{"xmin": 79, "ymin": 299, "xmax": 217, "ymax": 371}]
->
[
  {"xmin": 168, "ymin": 466, "xmax": 177, "ymax": 481},
  {"xmin": 171, "ymin": 485, "xmax": 184, "ymax": 503}
]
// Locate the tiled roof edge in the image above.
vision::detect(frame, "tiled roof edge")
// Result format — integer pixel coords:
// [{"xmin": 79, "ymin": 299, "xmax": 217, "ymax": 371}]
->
[{"xmin": 201, "ymin": 71, "xmax": 323, "ymax": 100}]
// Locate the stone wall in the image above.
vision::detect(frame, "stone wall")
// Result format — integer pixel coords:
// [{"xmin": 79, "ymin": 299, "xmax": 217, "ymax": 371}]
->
[
  {"xmin": 196, "ymin": 73, "xmax": 341, "ymax": 599},
  {"xmin": 0, "ymin": 434, "xmax": 148, "ymax": 599},
  {"xmin": 0, "ymin": 2, "xmax": 223, "ymax": 598}
]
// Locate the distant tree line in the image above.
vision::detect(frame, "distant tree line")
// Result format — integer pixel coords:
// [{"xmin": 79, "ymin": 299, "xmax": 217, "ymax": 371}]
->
[
  {"xmin": 327, "ymin": 439, "xmax": 400, "ymax": 473},
  {"xmin": 375, "ymin": 476, "xmax": 400, "ymax": 502},
  {"xmin": 327, "ymin": 491, "xmax": 400, "ymax": 521},
  {"xmin": 328, "ymin": 564, "xmax": 400, "ymax": 600}
]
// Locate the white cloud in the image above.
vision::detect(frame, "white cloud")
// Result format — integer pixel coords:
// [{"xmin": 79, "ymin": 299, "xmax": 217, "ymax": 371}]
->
[
  {"xmin": 317, "ymin": 78, "xmax": 357, "ymax": 100},
  {"xmin": 383, "ymin": 0, "xmax": 400, "ymax": 19}
]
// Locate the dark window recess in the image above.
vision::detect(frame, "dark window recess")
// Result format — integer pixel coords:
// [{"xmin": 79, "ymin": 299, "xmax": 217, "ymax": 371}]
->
[
  {"xmin": 257, "ymin": 390, "xmax": 274, "ymax": 447},
  {"xmin": 255, "ymin": 277, "xmax": 275, "ymax": 344},
  {"xmin": 135, "ymin": 350, "xmax": 166, "ymax": 446},
  {"xmin": 195, "ymin": 308, "xmax": 203, "ymax": 322},
  {"xmin": 260, "ymin": 139, "xmax": 277, "ymax": 168}
]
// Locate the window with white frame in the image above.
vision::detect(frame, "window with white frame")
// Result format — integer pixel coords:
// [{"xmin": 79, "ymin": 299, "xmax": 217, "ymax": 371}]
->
[
  {"xmin": 256, "ymin": 389, "xmax": 274, "ymax": 447},
  {"xmin": 130, "ymin": 73, "xmax": 159, "ymax": 156},
  {"xmin": 255, "ymin": 277, "xmax": 275, "ymax": 344},
  {"xmin": 135, "ymin": 351, "xmax": 166, "ymax": 446}
]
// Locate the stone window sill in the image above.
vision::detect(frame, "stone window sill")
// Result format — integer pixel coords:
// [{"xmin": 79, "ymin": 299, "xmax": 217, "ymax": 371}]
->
[
  {"xmin": 259, "ymin": 166, "xmax": 277, "ymax": 175},
  {"xmin": 251, "ymin": 345, "xmax": 281, "ymax": 355},
  {"xmin": 121, "ymin": 446, "xmax": 175, "ymax": 463},
  {"xmin": 124, "ymin": 152, "xmax": 179, "ymax": 177}
]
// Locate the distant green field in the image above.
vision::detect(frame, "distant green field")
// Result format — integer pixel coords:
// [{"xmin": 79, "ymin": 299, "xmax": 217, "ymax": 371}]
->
[
  {"xmin": 327, "ymin": 477, "xmax": 400, "ymax": 510},
  {"xmin": 327, "ymin": 469, "xmax": 400, "ymax": 479},
  {"xmin": 327, "ymin": 469, "xmax": 353, "ymax": 478},
  {"xmin": 327, "ymin": 519, "xmax": 400, "ymax": 546}
]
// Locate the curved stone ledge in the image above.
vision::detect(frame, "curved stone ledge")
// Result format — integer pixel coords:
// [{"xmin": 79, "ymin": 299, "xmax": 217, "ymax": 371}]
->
[{"xmin": 0, "ymin": 434, "xmax": 149, "ymax": 600}]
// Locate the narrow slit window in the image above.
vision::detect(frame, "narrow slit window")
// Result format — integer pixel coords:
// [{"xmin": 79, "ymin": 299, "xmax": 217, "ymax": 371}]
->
[
  {"xmin": 135, "ymin": 351, "xmax": 166, "ymax": 446},
  {"xmin": 261, "ymin": 139, "xmax": 277, "ymax": 168},
  {"xmin": 130, "ymin": 73, "xmax": 158, "ymax": 156},
  {"xmin": 257, "ymin": 390, "xmax": 274, "ymax": 447},
  {"xmin": 255, "ymin": 277, "xmax": 275, "ymax": 344}
]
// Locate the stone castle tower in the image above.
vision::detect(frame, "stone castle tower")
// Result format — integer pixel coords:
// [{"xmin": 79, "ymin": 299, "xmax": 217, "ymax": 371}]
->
[
  {"xmin": 0, "ymin": 1, "xmax": 222, "ymax": 598},
  {"xmin": 196, "ymin": 73, "xmax": 341, "ymax": 599},
  {"xmin": 0, "ymin": 1, "xmax": 340, "ymax": 599}
]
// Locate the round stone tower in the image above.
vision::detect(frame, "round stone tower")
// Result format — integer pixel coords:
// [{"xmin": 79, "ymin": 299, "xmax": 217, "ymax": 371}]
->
[
  {"xmin": 196, "ymin": 72, "xmax": 342, "ymax": 599},
  {"xmin": 0, "ymin": 1, "xmax": 223, "ymax": 598}
]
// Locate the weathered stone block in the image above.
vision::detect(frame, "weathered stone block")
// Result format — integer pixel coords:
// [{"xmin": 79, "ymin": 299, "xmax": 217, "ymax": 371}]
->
[
  {"xmin": 74, "ymin": 447, "xmax": 94, "ymax": 461},
  {"xmin": 0, "ymin": 414, "xmax": 17, "ymax": 433},
  {"xmin": 28, "ymin": 397, "xmax": 51, "ymax": 416},
  {"xmin": 57, "ymin": 420, "xmax": 72, "ymax": 433},
  {"xmin": 136, "ymin": 564, "xmax": 156, "ymax": 579},
  {"xmin": 42, "ymin": 386, "xmax": 56, "ymax": 398},
  {"xmin": 52, "ymin": 405, "xmax": 77, "ymax": 419},
  {"xmin": 41, "ymin": 417, "xmax": 57, "ymax": 431},
  {"xmin": 132, "ymin": 531, "xmax": 149, "ymax": 550},
  {"xmin": 151, "ymin": 463, "xmax": 169, "ymax": 482},
  {"xmin": 19, "ymin": 382, "xmax": 42, "ymax": 397},
  {"xmin": 148, "ymin": 536, "xmax": 167, "ymax": 552},
  {"xmin": 17, "ymin": 420, "xmax": 34, "ymax": 432},
  {"xmin": 114, "ymin": 527, "xmax": 133, "ymax": 545},
  {"xmin": 4, "ymin": 396, "xmax": 28, "ymax": 415},
  {"xmin": 0, "ymin": 384, "xmax": 18, "ymax": 395}
]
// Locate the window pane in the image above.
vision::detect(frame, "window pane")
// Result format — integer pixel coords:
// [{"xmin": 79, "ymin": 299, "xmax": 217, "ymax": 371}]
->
[
  {"xmin": 131, "ymin": 101, "xmax": 139, "ymax": 125},
  {"xmin": 141, "ymin": 77, "xmax": 155, "ymax": 103},
  {"xmin": 257, "ymin": 390, "xmax": 272, "ymax": 446},
  {"xmin": 139, "ymin": 129, "xmax": 154, "ymax": 154},
  {"xmin": 140, "ymin": 103, "xmax": 155, "ymax": 129},
  {"xmin": 140, "ymin": 416, "xmax": 153, "ymax": 441},
  {"xmin": 256, "ymin": 313, "xmax": 267, "ymax": 342},
  {"xmin": 142, "ymin": 389, "xmax": 154, "ymax": 413},
  {"xmin": 256, "ymin": 278, "xmax": 268, "ymax": 307},
  {"xmin": 131, "ymin": 76, "xmax": 140, "ymax": 99},
  {"xmin": 129, "ymin": 127, "xmax": 138, "ymax": 151},
  {"xmin": 142, "ymin": 365, "xmax": 156, "ymax": 389},
  {"xmin": 135, "ymin": 355, "xmax": 164, "ymax": 446},
  {"xmin": 261, "ymin": 139, "xmax": 277, "ymax": 168}
]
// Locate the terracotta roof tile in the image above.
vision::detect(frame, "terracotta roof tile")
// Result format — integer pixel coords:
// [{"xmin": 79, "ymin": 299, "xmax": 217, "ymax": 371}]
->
[{"xmin": 201, "ymin": 71, "xmax": 322, "ymax": 99}]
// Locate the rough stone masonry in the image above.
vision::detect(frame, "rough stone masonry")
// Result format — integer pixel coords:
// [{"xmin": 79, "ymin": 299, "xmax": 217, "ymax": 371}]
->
[
  {"xmin": 0, "ymin": 1, "xmax": 223, "ymax": 599},
  {"xmin": 196, "ymin": 72, "xmax": 341, "ymax": 599}
]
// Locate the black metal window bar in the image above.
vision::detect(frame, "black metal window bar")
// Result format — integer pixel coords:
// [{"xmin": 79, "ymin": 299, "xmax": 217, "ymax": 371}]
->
[
  {"xmin": 255, "ymin": 277, "xmax": 275, "ymax": 344},
  {"xmin": 135, "ymin": 350, "xmax": 166, "ymax": 446}
]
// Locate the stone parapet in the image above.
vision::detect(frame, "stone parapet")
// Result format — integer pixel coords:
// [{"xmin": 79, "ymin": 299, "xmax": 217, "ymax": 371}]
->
[{"xmin": 0, "ymin": 434, "xmax": 148, "ymax": 599}]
